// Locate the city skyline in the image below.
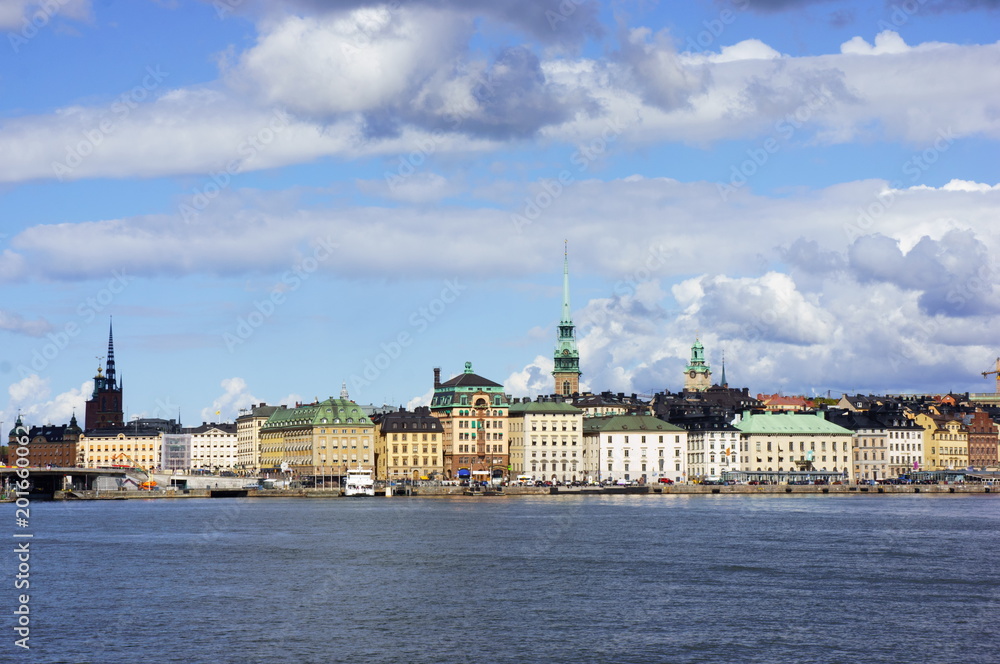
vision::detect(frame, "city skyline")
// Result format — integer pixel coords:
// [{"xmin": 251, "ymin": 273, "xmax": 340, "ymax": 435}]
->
[{"xmin": 1, "ymin": 0, "xmax": 999, "ymax": 427}]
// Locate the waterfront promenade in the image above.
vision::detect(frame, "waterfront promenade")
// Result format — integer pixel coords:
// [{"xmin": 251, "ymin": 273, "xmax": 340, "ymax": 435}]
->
[{"xmin": 44, "ymin": 482, "xmax": 999, "ymax": 500}]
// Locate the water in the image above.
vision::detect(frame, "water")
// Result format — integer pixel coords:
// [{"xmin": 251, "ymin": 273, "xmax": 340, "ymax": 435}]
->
[{"xmin": 4, "ymin": 494, "xmax": 1000, "ymax": 664}]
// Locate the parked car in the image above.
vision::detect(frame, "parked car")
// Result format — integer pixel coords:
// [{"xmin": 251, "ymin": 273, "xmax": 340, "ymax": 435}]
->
[{"xmin": 658, "ymin": 478, "xmax": 674, "ymax": 484}]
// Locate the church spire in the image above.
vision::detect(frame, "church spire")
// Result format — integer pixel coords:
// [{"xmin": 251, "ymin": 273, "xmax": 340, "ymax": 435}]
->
[
  {"xmin": 105, "ymin": 318, "xmax": 117, "ymax": 389},
  {"xmin": 553, "ymin": 241, "xmax": 581, "ymax": 396},
  {"xmin": 561, "ymin": 239, "xmax": 572, "ymax": 325},
  {"xmin": 720, "ymin": 350, "xmax": 727, "ymax": 388}
]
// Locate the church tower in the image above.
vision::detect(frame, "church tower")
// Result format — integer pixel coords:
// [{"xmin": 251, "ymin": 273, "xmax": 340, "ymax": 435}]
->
[
  {"xmin": 683, "ymin": 338, "xmax": 712, "ymax": 392},
  {"xmin": 85, "ymin": 320, "xmax": 124, "ymax": 430},
  {"xmin": 553, "ymin": 242, "xmax": 581, "ymax": 396}
]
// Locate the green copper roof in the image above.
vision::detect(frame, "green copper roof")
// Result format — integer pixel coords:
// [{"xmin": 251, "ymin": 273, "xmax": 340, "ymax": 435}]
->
[
  {"xmin": 509, "ymin": 401, "xmax": 582, "ymax": 416},
  {"xmin": 583, "ymin": 415, "xmax": 684, "ymax": 433},
  {"xmin": 262, "ymin": 397, "xmax": 372, "ymax": 430},
  {"xmin": 735, "ymin": 412, "xmax": 852, "ymax": 435}
]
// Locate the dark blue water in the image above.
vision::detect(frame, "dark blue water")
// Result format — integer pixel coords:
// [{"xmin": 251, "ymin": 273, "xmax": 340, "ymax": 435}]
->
[{"xmin": 3, "ymin": 494, "xmax": 999, "ymax": 664}]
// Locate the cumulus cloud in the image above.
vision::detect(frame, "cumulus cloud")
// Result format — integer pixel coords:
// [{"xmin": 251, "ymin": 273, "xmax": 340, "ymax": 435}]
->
[
  {"xmin": 5, "ymin": 376, "xmax": 89, "ymax": 427},
  {"xmin": 201, "ymin": 376, "xmax": 259, "ymax": 422}
]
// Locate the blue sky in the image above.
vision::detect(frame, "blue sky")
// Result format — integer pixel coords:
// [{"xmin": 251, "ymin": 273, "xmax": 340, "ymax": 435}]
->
[{"xmin": 1, "ymin": 0, "xmax": 999, "ymax": 428}]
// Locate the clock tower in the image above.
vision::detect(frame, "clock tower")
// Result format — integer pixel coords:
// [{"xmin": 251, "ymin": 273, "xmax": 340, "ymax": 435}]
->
[
  {"xmin": 683, "ymin": 338, "xmax": 712, "ymax": 392},
  {"xmin": 553, "ymin": 242, "xmax": 581, "ymax": 396}
]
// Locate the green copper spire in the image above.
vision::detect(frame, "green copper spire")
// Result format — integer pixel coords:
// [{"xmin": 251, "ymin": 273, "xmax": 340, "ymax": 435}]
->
[
  {"xmin": 561, "ymin": 240, "xmax": 572, "ymax": 324},
  {"xmin": 553, "ymin": 241, "xmax": 581, "ymax": 396}
]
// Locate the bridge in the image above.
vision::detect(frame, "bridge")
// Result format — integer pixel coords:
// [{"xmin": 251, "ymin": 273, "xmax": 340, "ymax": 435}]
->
[{"xmin": 1, "ymin": 467, "xmax": 132, "ymax": 495}]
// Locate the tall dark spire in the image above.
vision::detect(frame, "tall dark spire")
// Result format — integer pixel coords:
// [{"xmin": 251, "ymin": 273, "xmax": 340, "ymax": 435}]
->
[
  {"xmin": 105, "ymin": 318, "xmax": 117, "ymax": 388},
  {"xmin": 720, "ymin": 350, "xmax": 728, "ymax": 388}
]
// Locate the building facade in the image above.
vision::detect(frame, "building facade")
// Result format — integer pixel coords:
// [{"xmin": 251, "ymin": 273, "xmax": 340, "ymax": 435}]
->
[
  {"xmin": 25, "ymin": 415, "xmax": 83, "ymax": 468},
  {"xmin": 508, "ymin": 398, "xmax": 584, "ymax": 482},
  {"xmin": 186, "ymin": 423, "xmax": 238, "ymax": 472},
  {"xmin": 235, "ymin": 403, "xmax": 280, "ymax": 472},
  {"xmin": 683, "ymin": 419, "xmax": 741, "ymax": 482},
  {"xmin": 78, "ymin": 429, "xmax": 163, "ymax": 471},
  {"xmin": 374, "ymin": 406, "xmax": 444, "ymax": 482},
  {"xmin": 430, "ymin": 363, "xmax": 510, "ymax": 482},
  {"xmin": 735, "ymin": 411, "xmax": 854, "ymax": 481},
  {"xmin": 966, "ymin": 409, "xmax": 999, "ymax": 469},
  {"xmin": 259, "ymin": 397, "xmax": 375, "ymax": 481},
  {"xmin": 583, "ymin": 415, "xmax": 687, "ymax": 484}
]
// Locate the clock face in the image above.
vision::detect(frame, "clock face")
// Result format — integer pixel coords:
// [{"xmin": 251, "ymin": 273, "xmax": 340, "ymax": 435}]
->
[
  {"xmin": 562, "ymin": 349, "xmax": 569, "ymax": 355},
  {"xmin": 689, "ymin": 370, "xmax": 696, "ymax": 378}
]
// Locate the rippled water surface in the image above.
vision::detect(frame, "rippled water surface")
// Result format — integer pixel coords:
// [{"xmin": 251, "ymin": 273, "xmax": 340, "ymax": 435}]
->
[{"xmin": 5, "ymin": 494, "xmax": 1000, "ymax": 663}]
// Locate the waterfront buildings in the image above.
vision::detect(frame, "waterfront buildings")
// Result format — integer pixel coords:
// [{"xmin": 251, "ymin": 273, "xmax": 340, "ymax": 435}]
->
[
  {"xmin": 430, "ymin": 363, "xmax": 510, "ymax": 482},
  {"xmin": 374, "ymin": 406, "xmax": 444, "ymax": 482},
  {"xmin": 735, "ymin": 411, "xmax": 854, "ymax": 481},
  {"xmin": 508, "ymin": 397, "xmax": 585, "ymax": 482},
  {"xmin": 583, "ymin": 415, "xmax": 687, "ymax": 484}
]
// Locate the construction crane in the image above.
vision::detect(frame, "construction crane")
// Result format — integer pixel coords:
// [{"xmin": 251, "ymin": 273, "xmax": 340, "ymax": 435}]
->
[
  {"xmin": 982, "ymin": 357, "xmax": 1000, "ymax": 394},
  {"xmin": 111, "ymin": 453, "xmax": 157, "ymax": 490}
]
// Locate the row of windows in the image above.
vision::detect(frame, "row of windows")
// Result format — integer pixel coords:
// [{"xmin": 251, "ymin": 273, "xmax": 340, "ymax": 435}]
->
[
  {"xmin": 390, "ymin": 433, "xmax": 438, "ymax": 441},
  {"xmin": 606, "ymin": 435, "xmax": 681, "ymax": 444},
  {"xmin": 391, "ymin": 445, "xmax": 438, "ymax": 454},
  {"xmin": 530, "ymin": 451, "xmax": 577, "ymax": 458},
  {"xmin": 752, "ymin": 440, "xmax": 845, "ymax": 453},
  {"xmin": 529, "ymin": 438, "xmax": 579, "ymax": 446}
]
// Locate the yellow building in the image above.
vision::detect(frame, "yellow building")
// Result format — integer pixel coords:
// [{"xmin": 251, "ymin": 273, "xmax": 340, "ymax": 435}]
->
[
  {"xmin": 913, "ymin": 413, "xmax": 968, "ymax": 470},
  {"xmin": 259, "ymin": 397, "xmax": 374, "ymax": 483},
  {"xmin": 374, "ymin": 407, "xmax": 444, "ymax": 482},
  {"xmin": 78, "ymin": 430, "xmax": 163, "ymax": 471}
]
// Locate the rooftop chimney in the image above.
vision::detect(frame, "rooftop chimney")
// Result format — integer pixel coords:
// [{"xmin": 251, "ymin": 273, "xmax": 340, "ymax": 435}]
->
[{"xmin": 433, "ymin": 367, "xmax": 441, "ymax": 389}]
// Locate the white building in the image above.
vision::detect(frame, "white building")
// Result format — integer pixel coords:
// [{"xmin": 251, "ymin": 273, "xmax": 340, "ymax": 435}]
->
[
  {"xmin": 185, "ymin": 423, "xmax": 238, "ymax": 472},
  {"xmin": 735, "ymin": 411, "xmax": 855, "ymax": 482},
  {"xmin": 683, "ymin": 420, "xmax": 741, "ymax": 482},
  {"xmin": 78, "ymin": 430, "xmax": 163, "ymax": 471},
  {"xmin": 583, "ymin": 415, "xmax": 687, "ymax": 484},
  {"xmin": 508, "ymin": 397, "xmax": 585, "ymax": 482}
]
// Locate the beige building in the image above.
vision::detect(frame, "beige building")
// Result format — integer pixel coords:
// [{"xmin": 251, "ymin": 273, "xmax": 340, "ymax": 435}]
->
[
  {"xmin": 735, "ymin": 411, "xmax": 855, "ymax": 482},
  {"xmin": 374, "ymin": 407, "xmax": 444, "ymax": 482},
  {"xmin": 508, "ymin": 397, "xmax": 585, "ymax": 482},
  {"xmin": 79, "ymin": 429, "xmax": 163, "ymax": 471},
  {"xmin": 260, "ymin": 397, "xmax": 374, "ymax": 482},
  {"xmin": 430, "ymin": 363, "xmax": 510, "ymax": 482},
  {"xmin": 236, "ymin": 403, "xmax": 280, "ymax": 472}
]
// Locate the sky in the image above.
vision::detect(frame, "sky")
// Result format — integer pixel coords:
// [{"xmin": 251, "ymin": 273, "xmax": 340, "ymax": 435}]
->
[{"xmin": 1, "ymin": 0, "xmax": 999, "ymax": 429}]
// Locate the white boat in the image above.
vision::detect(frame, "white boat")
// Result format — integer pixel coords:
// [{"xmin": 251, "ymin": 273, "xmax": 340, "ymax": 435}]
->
[{"xmin": 343, "ymin": 466, "xmax": 375, "ymax": 496}]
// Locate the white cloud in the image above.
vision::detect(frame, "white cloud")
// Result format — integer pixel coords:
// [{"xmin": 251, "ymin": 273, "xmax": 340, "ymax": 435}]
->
[
  {"xmin": 0, "ymin": 0, "xmax": 90, "ymax": 30},
  {"xmin": 5, "ymin": 376, "xmax": 89, "ymax": 427},
  {"xmin": 200, "ymin": 377, "xmax": 258, "ymax": 422},
  {"xmin": 840, "ymin": 30, "xmax": 912, "ymax": 56},
  {"xmin": 0, "ymin": 310, "xmax": 51, "ymax": 337}
]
